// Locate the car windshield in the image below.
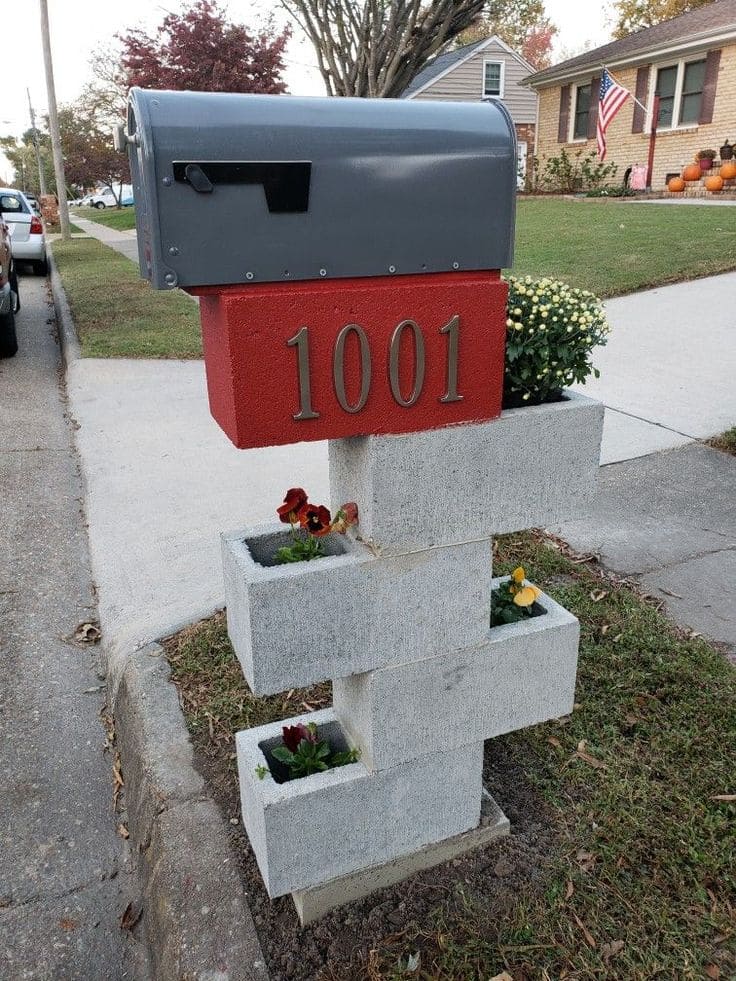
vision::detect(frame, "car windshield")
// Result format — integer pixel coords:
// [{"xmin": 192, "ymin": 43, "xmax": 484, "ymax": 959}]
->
[{"xmin": 0, "ymin": 193, "xmax": 30, "ymax": 214}]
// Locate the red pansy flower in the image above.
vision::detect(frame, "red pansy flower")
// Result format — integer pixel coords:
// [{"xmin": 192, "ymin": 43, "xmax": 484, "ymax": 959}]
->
[
  {"xmin": 298, "ymin": 504, "xmax": 332, "ymax": 537},
  {"xmin": 282, "ymin": 723, "xmax": 315, "ymax": 752},
  {"xmin": 277, "ymin": 487, "xmax": 308, "ymax": 524}
]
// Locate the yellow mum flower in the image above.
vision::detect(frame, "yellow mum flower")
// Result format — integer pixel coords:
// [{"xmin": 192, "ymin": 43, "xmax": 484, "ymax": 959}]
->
[{"xmin": 511, "ymin": 567, "xmax": 525, "ymax": 583}]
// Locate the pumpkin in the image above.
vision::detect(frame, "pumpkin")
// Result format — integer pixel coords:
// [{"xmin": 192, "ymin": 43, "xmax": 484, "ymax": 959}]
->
[
  {"xmin": 719, "ymin": 160, "xmax": 736, "ymax": 181},
  {"xmin": 682, "ymin": 163, "xmax": 702, "ymax": 182},
  {"xmin": 705, "ymin": 174, "xmax": 724, "ymax": 193},
  {"xmin": 668, "ymin": 177, "xmax": 685, "ymax": 192}
]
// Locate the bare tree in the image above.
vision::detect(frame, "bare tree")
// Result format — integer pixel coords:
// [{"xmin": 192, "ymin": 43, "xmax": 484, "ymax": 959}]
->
[{"xmin": 279, "ymin": 0, "xmax": 486, "ymax": 97}]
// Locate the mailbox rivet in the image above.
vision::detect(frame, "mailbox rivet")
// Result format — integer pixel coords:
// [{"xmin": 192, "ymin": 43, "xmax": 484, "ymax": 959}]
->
[
  {"xmin": 246, "ymin": 272, "xmax": 254, "ymax": 280},
  {"xmin": 164, "ymin": 273, "xmax": 177, "ymax": 285},
  {"xmin": 388, "ymin": 265, "xmax": 396, "ymax": 274},
  {"xmin": 168, "ymin": 246, "xmax": 179, "ymax": 256},
  {"xmin": 162, "ymin": 176, "xmax": 172, "ymax": 187},
  {"xmin": 453, "ymin": 261, "xmax": 460, "ymax": 269},
  {"xmin": 319, "ymin": 268, "xmax": 327, "ymax": 277}
]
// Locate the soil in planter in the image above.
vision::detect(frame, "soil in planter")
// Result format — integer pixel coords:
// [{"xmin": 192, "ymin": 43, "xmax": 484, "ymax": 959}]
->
[
  {"xmin": 502, "ymin": 389, "xmax": 566, "ymax": 410},
  {"xmin": 246, "ymin": 529, "xmax": 349, "ymax": 568}
]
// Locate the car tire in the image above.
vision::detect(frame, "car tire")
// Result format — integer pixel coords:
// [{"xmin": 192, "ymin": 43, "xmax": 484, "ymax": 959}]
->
[
  {"xmin": 34, "ymin": 257, "xmax": 48, "ymax": 277},
  {"xmin": 0, "ymin": 307, "xmax": 18, "ymax": 358},
  {"xmin": 10, "ymin": 265, "xmax": 20, "ymax": 313},
  {"xmin": 94, "ymin": 201, "xmax": 106, "ymax": 210}
]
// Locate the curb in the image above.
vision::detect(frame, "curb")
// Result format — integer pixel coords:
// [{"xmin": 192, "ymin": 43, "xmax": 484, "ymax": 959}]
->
[
  {"xmin": 49, "ymin": 255, "xmax": 270, "ymax": 980},
  {"xmin": 115, "ymin": 643, "xmax": 270, "ymax": 981},
  {"xmin": 48, "ymin": 244, "xmax": 81, "ymax": 364}
]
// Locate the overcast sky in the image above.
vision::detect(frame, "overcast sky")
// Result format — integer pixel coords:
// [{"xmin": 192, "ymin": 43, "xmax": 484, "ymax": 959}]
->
[{"xmin": 2, "ymin": 0, "xmax": 611, "ymax": 180}]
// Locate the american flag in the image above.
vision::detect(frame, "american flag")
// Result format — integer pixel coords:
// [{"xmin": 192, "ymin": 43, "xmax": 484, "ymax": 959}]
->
[{"xmin": 597, "ymin": 69, "xmax": 631, "ymax": 159}]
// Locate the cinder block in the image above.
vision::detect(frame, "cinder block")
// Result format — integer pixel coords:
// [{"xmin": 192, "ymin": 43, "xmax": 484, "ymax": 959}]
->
[
  {"xmin": 334, "ymin": 581, "xmax": 579, "ymax": 771},
  {"xmin": 237, "ymin": 708, "xmax": 483, "ymax": 897},
  {"xmin": 223, "ymin": 524, "xmax": 491, "ymax": 695},
  {"xmin": 291, "ymin": 788, "xmax": 509, "ymax": 924},
  {"xmin": 329, "ymin": 391, "xmax": 604, "ymax": 552}
]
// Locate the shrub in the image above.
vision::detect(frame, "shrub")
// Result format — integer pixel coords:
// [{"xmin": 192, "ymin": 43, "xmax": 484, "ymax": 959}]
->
[
  {"xmin": 504, "ymin": 275, "xmax": 611, "ymax": 407},
  {"xmin": 540, "ymin": 148, "xmax": 618, "ymax": 193}
]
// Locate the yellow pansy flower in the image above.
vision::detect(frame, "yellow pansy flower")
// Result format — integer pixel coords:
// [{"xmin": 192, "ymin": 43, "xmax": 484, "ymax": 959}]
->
[{"xmin": 513, "ymin": 584, "xmax": 542, "ymax": 607}]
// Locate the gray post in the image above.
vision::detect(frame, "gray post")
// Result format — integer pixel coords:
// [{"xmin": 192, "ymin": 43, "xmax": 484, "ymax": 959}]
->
[
  {"xmin": 27, "ymin": 89, "xmax": 48, "ymax": 198},
  {"xmin": 39, "ymin": 0, "xmax": 70, "ymax": 240}
]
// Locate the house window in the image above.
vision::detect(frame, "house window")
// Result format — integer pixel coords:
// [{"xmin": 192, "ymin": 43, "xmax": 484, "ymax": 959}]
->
[
  {"xmin": 655, "ymin": 58, "xmax": 706, "ymax": 128},
  {"xmin": 573, "ymin": 84, "xmax": 591, "ymax": 139},
  {"xmin": 483, "ymin": 61, "xmax": 503, "ymax": 98}
]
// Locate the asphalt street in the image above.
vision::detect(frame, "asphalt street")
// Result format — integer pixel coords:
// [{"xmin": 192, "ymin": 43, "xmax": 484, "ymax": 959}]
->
[{"xmin": 0, "ymin": 274, "xmax": 148, "ymax": 978}]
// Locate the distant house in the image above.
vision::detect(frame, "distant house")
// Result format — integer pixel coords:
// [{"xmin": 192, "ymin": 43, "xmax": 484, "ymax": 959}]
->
[
  {"xmin": 402, "ymin": 37, "xmax": 539, "ymax": 186},
  {"xmin": 524, "ymin": 0, "xmax": 736, "ymax": 188}
]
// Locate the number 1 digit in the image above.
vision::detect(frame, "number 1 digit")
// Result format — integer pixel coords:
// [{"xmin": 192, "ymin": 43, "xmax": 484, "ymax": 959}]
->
[
  {"xmin": 287, "ymin": 326, "xmax": 320, "ymax": 420},
  {"xmin": 439, "ymin": 315, "xmax": 462, "ymax": 403}
]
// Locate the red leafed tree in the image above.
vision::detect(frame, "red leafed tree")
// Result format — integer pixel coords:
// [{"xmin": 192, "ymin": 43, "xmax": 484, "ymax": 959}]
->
[
  {"xmin": 118, "ymin": 0, "xmax": 290, "ymax": 94},
  {"xmin": 521, "ymin": 24, "xmax": 556, "ymax": 71}
]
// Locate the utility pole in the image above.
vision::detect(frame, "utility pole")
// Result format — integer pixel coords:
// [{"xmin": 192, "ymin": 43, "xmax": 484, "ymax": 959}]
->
[
  {"xmin": 27, "ymin": 89, "xmax": 48, "ymax": 197},
  {"xmin": 39, "ymin": 0, "xmax": 70, "ymax": 240}
]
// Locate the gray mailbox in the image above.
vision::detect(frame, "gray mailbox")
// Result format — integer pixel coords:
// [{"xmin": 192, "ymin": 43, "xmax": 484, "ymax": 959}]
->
[{"xmin": 126, "ymin": 88, "xmax": 516, "ymax": 290}]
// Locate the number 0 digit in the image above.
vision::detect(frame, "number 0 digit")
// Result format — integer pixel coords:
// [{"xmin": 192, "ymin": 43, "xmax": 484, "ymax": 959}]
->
[{"xmin": 333, "ymin": 324, "xmax": 371, "ymax": 413}]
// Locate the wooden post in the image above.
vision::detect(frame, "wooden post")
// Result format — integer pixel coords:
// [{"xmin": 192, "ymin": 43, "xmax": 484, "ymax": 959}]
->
[{"xmin": 647, "ymin": 95, "xmax": 660, "ymax": 190}]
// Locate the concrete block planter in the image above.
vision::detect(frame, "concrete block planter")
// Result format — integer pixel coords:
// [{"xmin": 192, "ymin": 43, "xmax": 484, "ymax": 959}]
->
[
  {"xmin": 329, "ymin": 391, "xmax": 604, "ymax": 553},
  {"xmin": 236, "ymin": 708, "xmax": 483, "ymax": 897},
  {"xmin": 334, "ymin": 581, "xmax": 579, "ymax": 771},
  {"xmin": 223, "ymin": 524, "xmax": 491, "ymax": 695}
]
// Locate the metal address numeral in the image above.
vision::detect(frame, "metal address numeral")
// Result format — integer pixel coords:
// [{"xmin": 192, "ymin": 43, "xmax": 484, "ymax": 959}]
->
[
  {"xmin": 333, "ymin": 324, "xmax": 371, "ymax": 413},
  {"xmin": 439, "ymin": 314, "xmax": 463, "ymax": 403},
  {"xmin": 389, "ymin": 319, "xmax": 426, "ymax": 408},
  {"xmin": 286, "ymin": 326, "xmax": 320, "ymax": 420}
]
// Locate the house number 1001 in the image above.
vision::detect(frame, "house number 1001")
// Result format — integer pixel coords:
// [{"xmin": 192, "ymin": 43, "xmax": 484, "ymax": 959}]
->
[{"xmin": 287, "ymin": 316, "xmax": 462, "ymax": 420}]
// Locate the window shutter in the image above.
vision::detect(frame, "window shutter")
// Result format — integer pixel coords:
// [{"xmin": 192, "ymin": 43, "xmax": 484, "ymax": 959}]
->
[
  {"xmin": 587, "ymin": 76, "xmax": 600, "ymax": 139},
  {"xmin": 699, "ymin": 49, "xmax": 721, "ymax": 124},
  {"xmin": 558, "ymin": 85, "xmax": 571, "ymax": 143},
  {"xmin": 632, "ymin": 66, "xmax": 649, "ymax": 133}
]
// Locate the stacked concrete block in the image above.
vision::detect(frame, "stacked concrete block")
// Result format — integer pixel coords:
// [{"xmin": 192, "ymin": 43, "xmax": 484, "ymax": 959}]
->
[{"xmin": 230, "ymin": 391, "xmax": 604, "ymax": 909}]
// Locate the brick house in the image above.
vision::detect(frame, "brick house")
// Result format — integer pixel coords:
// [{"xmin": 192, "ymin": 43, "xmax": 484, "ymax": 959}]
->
[
  {"xmin": 524, "ymin": 0, "xmax": 736, "ymax": 190},
  {"xmin": 401, "ymin": 37, "xmax": 538, "ymax": 187}
]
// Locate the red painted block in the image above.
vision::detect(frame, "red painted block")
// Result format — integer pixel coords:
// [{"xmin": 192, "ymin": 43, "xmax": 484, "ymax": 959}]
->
[{"xmin": 188, "ymin": 272, "xmax": 507, "ymax": 450}]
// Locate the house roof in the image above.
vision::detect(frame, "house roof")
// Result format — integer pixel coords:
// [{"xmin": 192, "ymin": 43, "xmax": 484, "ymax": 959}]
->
[
  {"xmin": 401, "ymin": 36, "xmax": 534, "ymax": 98},
  {"xmin": 526, "ymin": 0, "xmax": 736, "ymax": 87}
]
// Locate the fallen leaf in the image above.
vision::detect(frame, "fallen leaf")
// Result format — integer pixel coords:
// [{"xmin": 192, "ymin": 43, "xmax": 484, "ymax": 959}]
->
[
  {"xmin": 571, "ymin": 910, "xmax": 596, "ymax": 948},
  {"xmin": 589, "ymin": 589, "xmax": 608, "ymax": 603},
  {"xmin": 601, "ymin": 940, "xmax": 624, "ymax": 962},
  {"xmin": 564, "ymin": 879, "xmax": 574, "ymax": 901},
  {"xmin": 574, "ymin": 740, "xmax": 609, "ymax": 770},
  {"xmin": 705, "ymin": 965, "xmax": 720, "ymax": 979},
  {"xmin": 624, "ymin": 713, "xmax": 640, "ymax": 727},
  {"xmin": 59, "ymin": 918, "xmax": 78, "ymax": 932},
  {"xmin": 711, "ymin": 795, "xmax": 736, "ymax": 802},
  {"xmin": 74, "ymin": 622, "xmax": 101, "ymax": 644},
  {"xmin": 576, "ymin": 850, "xmax": 596, "ymax": 873},
  {"xmin": 547, "ymin": 736, "xmax": 562, "ymax": 749},
  {"xmin": 600, "ymin": 623, "xmax": 611, "ymax": 635},
  {"xmin": 489, "ymin": 974, "xmax": 513, "ymax": 981},
  {"xmin": 120, "ymin": 902, "xmax": 143, "ymax": 932},
  {"xmin": 117, "ymin": 823, "xmax": 129, "ymax": 840},
  {"xmin": 301, "ymin": 702, "xmax": 315, "ymax": 712},
  {"xmin": 612, "ymin": 633, "xmax": 623, "ymax": 642},
  {"xmin": 658, "ymin": 587, "xmax": 683, "ymax": 599}
]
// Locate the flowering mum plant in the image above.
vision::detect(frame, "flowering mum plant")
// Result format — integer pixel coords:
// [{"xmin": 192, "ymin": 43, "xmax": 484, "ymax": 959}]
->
[
  {"xmin": 504, "ymin": 276, "xmax": 610, "ymax": 408},
  {"xmin": 267, "ymin": 722, "xmax": 360, "ymax": 780},
  {"xmin": 274, "ymin": 488, "xmax": 358, "ymax": 564},
  {"xmin": 491, "ymin": 567, "xmax": 543, "ymax": 626}
]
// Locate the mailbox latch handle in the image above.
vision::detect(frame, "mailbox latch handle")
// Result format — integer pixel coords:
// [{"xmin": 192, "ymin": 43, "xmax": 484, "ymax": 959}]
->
[
  {"xmin": 173, "ymin": 161, "xmax": 311, "ymax": 213},
  {"xmin": 184, "ymin": 163, "xmax": 214, "ymax": 193}
]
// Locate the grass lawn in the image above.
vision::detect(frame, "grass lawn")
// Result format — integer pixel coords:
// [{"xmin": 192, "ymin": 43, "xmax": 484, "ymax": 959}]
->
[
  {"xmin": 51, "ymin": 237, "xmax": 202, "ymax": 358},
  {"xmin": 72, "ymin": 206, "xmax": 137, "ymax": 231},
  {"xmin": 55, "ymin": 197, "xmax": 736, "ymax": 358},
  {"xmin": 164, "ymin": 531, "xmax": 736, "ymax": 981},
  {"xmin": 512, "ymin": 198, "xmax": 736, "ymax": 296}
]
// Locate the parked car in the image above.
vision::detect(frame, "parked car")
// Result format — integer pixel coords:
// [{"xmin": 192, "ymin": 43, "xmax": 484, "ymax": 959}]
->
[
  {"xmin": 87, "ymin": 185, "xmax": 134, "ymax": 209},
  {"xmin": 0, "ymin": 214, "xmax": 20, "ymax": 357},
  {"xmin": 0, "ymin": 188, "xmax": 48, "ymax": 276},
  {"xmin": 25, "ymin": 193, "xmax": 40, "ymax": 214}
]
